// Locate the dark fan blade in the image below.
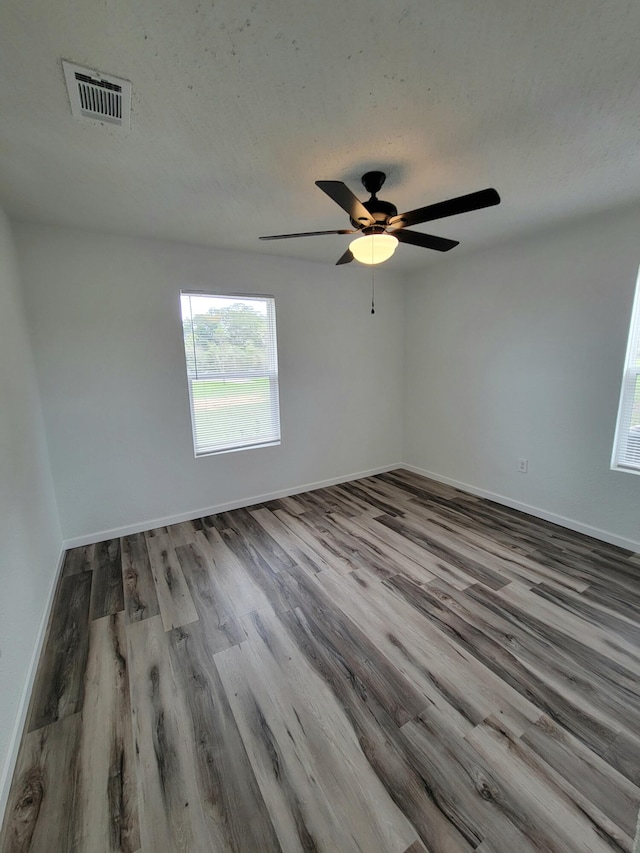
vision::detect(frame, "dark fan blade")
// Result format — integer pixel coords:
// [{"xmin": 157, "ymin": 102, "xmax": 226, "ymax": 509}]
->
[
  {"xmin": 389, "ymin": 188, "xmax": 500, "ymax": 229},
  {"xmin": 259, "ymin": 229, "xmax": 356, "ymax": 241},
  {"xmin": 395, "ymin": 230, "xmax": 459, "ymax": 252},
  {"xmin": 316, "ymin": 181, "xmax": 375, "ymax": 225},
  {"xmin": 336, "ymin": 248, "xmax": 354, "ymax": 265}
]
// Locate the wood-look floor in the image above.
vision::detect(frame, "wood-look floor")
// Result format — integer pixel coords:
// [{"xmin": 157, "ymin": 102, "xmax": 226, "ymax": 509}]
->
[{"xmin": 2, "ymin": 469, "xmax": 640, "ymax": 852}]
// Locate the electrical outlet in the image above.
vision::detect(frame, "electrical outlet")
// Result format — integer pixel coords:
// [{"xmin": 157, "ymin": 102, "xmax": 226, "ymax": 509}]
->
[{"xmin": 518, "ymin": 458, "xmax": 528, "ymax": 473}]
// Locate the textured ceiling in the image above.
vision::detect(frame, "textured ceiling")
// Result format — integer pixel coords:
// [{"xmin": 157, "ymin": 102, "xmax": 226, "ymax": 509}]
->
[{"xmin": 2, "ymin": 0, "xmax": 640, "ymax": 270}]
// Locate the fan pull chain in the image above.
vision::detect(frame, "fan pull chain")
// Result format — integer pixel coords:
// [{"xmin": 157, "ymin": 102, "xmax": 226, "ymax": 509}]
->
[{"xmin": 371, "ymin": 267, "xmax": 375, "ymax": 314}]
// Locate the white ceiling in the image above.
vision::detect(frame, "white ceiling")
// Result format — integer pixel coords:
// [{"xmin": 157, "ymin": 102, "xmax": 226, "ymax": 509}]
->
[{"xmin": 2, "ymin": 0, "xmax": 640, "ymax": 271}]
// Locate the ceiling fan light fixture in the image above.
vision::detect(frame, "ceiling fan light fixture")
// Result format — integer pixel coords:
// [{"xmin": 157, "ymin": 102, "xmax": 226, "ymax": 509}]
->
[
  {"xmin": 260, "ymin": 173, "xmax": 500, "ymax": 266},
  {"xmin": 349, "ymin": 233, "xmax": 398, "ymax": 265}
]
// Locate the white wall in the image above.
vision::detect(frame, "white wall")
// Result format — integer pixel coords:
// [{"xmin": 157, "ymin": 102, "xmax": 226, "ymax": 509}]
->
[
  {"xmin": 0, "ymin": 209, "xmax": 62, "ymax": 813},
  {"xmin": 15, "ymin": 225, "xmax": 405, "ymax": 543},
  {"xmin": 404, "ymin": 203, "xmax": 640, "ymax": 550}
]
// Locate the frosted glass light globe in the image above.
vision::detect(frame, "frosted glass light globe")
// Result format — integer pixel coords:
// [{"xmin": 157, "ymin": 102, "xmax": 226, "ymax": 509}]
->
[{"xmin": 349, "ymin": 233, "xmax": 398, "ymax": 265}]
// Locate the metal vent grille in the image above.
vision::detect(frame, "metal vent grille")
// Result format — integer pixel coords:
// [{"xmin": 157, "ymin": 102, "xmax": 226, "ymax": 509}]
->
[
  {"xmin": 76, "ymin": 73, "xmax": 122, "ymax": 121},
  {"xmin": 62, "ymin": 60, "xmax": 131, "ymax": 129}
]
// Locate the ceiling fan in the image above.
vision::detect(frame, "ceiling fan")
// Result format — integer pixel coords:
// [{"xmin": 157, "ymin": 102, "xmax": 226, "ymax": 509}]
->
[{"xmin": 259, "ymin": 171, "xmax": 500, "ymax": 265}]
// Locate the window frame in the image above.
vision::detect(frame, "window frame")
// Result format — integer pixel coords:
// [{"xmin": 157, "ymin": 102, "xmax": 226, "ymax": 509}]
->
[
  {"xmin": 611, "ymin": 272, "xmax": 640, "ymax": 474},
  {"xmin": 180, "ymin": 290, "xmax": 281, "ymax": 457}
]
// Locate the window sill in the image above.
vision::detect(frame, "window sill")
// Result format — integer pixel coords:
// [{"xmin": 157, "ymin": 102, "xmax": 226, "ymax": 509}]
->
[{"xmin": 194, "ymin": 439, "xmax": 281, "ymax": 459}]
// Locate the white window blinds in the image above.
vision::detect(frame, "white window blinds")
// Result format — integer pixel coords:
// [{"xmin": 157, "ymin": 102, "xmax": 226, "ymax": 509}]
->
[
  {"xmin": 180, "ymin": 292, "xmax": 281, "ymax": 456},
  {"xmin": 612, "ymin": 273, "xmax": 640, "ymax": 473}
]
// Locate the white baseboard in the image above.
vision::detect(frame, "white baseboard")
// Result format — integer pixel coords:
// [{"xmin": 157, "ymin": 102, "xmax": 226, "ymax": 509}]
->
[
  {"xmin": 64, "ymin": 460, "xmax": 640, "ymax": 554},
  {"xmin": 63, "ymin": 463, "xmax": 403, "ymax": 549},
  {"xmin": 0, "ymin": 545, "xmax": 66, "ymax": 824},
  {"xmin": 402, "ymin": 465, "xmax": 640, "ymax": 554}
]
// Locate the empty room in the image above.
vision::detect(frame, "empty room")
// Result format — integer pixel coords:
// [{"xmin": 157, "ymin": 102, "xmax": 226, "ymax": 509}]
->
[{"xmin": 1, "ymin": 1, "xmax": 640, "ymax": 851}]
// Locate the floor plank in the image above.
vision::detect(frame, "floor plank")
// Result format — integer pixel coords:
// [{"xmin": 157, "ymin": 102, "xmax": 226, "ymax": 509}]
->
[
  {"xmin": 0, "ymin": 714, "xmax": 81, "ymax": 852},
  {"xmin": 465, "ymin": 714, "xmax": 630, "ymax": 852},
  {"xmin": 200, "ymin": 523, "xmax": 300, "ymax": 614},
  {"xmin": 192, "ymin": 527, "xmax": 275, "ymax": 617},
  {"xmin": 76, "ymin": 612, "xmax": 140, "ymax": 852},
  {"xmin": 215, "ymin": 606, "xmax": 421, "ymax": 853},
  {"xmin": 174, "ymin": 540, "xmax": 246, "ymax": 652},
  {"xmin": 401, "ymin": 709, "xmax": 542, "ymax": 853},
  {"xmin": 251, "ymin": 506, "xmax": 344, "ymax": 574},
  {"xmin": 280, "ymin": 604, "xmax": 476, "ymax": 852},
  {"xmin": 62, "ymin": 544, "xmax": 95, "ymax": 578},
  {"xmin": 144, "ymin": 532, "xmax": 198, "ymax": 631},
  {"xmin": 90, "ymin": 538, "xmax": 124, "ymax": 621},
  {"xmin": 521, "ymin": 714, "xmax": 640, "ymax": 840},
  {"xmin": 126, "ymin": 615, "xmax": 211, "ymax": 852},
  {"xmin": 121, "ymin": 533, "xmax": 160, "ymax": 624},
  {"xmin": 27, "ymin": 571, "xmax": 92, "ymax": 732},
  {"xmin": 167, "ymin": 618, "xmax": 282, "ymax": 851}
]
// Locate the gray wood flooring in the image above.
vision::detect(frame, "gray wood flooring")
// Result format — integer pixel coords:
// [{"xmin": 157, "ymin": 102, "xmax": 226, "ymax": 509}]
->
[{"xmin": 2, "ymin": 469, "xmax": 640, "ymax": 852}]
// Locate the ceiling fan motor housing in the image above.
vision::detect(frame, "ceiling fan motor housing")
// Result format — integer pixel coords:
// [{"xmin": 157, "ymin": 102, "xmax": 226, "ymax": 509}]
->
[
  {"xmin": 361, "ymin": 198, "xmax": 398, "ymax": 227},
  {"xmin": 350, "ymin": 199, "xmax": 397, "ymax": 229},
  {"xmin": 348, "ymin": 171, "xmax": 398, "ymax": 228}
]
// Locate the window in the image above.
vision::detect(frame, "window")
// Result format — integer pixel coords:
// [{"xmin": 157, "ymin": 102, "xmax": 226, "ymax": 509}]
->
[
  {"xmin": 180, "ymin": 292, "xmax": 280, "ymax": 456},
  {"xmin": 612, "ymin": 272, "xmax": 640, "ymax": 473}
]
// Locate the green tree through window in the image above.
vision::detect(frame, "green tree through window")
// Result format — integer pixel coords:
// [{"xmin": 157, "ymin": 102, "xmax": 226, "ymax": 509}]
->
[{"xmin": 183, "ymin": 302, "xmax": 269, "ymax": 377}]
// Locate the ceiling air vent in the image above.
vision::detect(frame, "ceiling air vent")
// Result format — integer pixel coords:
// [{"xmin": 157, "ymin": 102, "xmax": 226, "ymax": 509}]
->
[{"xmin": 62, "ymin": 60, "xmax": 131, "ymax": 129}]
